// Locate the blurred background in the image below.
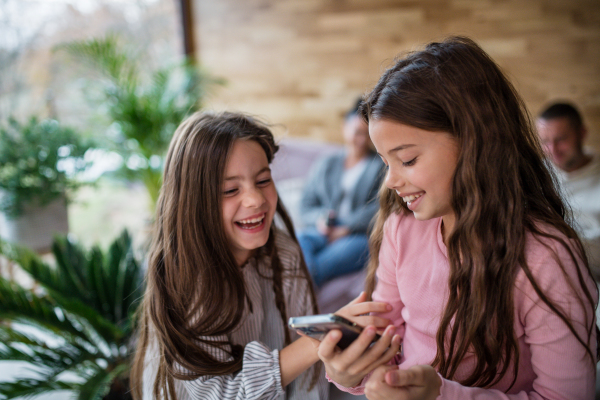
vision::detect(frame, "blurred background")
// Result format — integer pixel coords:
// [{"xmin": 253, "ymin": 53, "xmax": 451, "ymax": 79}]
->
[
  {"xmin": 0, "ymin": 0, "xmax": 599, "ymax": 399},
  {"xmin": 2, "ymin": 0, "xmax": 599, "ymax": 247}
]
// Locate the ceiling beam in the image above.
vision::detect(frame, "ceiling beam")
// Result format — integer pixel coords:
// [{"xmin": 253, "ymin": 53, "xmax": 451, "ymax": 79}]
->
[{"xmin": 178, "ymin": 0, "xmax": 197, "ymax": 62}]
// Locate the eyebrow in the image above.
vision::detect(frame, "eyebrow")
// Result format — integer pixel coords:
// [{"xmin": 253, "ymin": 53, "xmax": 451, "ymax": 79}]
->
[
  {"xmin": 378, "ymin": 144, "xmax": 416, "ymax": 158},
  {"xmin": 224, "ymin": 166, "xmax": 271, "ymax": 181}
]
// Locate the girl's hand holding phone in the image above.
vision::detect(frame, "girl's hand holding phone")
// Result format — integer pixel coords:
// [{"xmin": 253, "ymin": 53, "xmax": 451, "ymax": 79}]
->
[
  {"xmin": 317, "ymin": 292, "xmax": 402, "ymax": 388},
  {"xmin": 364, "ymin": 365, "xmax": 441, "ymax": 400}
]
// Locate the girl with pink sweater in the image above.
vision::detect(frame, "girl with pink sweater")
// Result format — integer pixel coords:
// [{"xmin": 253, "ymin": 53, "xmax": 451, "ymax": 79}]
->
[{"xmin": 317, "ymin": 36, "xmax": 598, "ymax": 399}]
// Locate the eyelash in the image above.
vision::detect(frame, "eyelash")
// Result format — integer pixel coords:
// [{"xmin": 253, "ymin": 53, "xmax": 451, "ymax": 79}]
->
[
  {"xmin": 223, "ymin": 178, "xmax": 272, "ymax": 196},
  {"xmin": 402, "ymin": 157, "xmax": 417, "ymax": 167}
]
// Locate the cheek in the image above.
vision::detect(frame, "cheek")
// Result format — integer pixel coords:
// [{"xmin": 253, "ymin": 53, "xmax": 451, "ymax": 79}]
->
[
  {"xmin": 267, "ymin": 187, "xmax": 279, "ymax": 211},
  {"xmin": 221, "ymin": 200, "xmax": 235, "ymax": 224},
  {"xmin": 564, "ymin": 139, "xmax": 577, "ymax": 152}
]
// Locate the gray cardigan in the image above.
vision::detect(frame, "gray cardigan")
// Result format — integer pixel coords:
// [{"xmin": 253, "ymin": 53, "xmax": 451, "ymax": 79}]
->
[{"xmin": 299, "ymin": 151, "xmax": 385, "ymax": 234}]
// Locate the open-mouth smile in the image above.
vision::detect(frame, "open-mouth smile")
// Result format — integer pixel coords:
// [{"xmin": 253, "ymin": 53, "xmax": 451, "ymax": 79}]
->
[{"xmin": 235, "ymin": 213, "xmax": 266, "ymax": 230}]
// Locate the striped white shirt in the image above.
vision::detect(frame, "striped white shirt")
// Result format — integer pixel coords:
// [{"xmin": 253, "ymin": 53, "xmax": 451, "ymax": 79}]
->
[{"xmin": 143, "ymin": 230, "xmax": 329, "ymax": 400}]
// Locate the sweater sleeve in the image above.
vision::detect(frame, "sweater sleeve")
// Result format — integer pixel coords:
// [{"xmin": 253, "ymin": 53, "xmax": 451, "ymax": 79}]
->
[
  {"xmin": 329, "ymin": 213, "xmax": 407, "ymax": 395},
  {"xmin": 438, "ymin": 235, "xmax": 597, "ymax": 400},
  {"xmin": 371, "ymin": 213, "xmax": 406, "ymax": 332},
  {"xmin": 181, "ymin": 341, "xmax": 285, "ymax": 400}
]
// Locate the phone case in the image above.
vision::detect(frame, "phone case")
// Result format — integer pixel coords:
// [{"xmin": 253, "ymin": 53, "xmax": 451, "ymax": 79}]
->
[{"xmin": 288, "ymin": 314, "xmax": 364, "ymax": 350}]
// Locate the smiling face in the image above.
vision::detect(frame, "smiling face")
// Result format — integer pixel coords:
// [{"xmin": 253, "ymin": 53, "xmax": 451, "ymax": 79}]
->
[
  {"xmin": 221, "ymin": 139, "xmax": 278, "ymax": 266},
  {"xmin": 536, "ymin": 116, "xmax": 586, "ymax": 172},
  {"xmin": 369, "ymin": 119, "xmax": 460, "ymax": 234}
]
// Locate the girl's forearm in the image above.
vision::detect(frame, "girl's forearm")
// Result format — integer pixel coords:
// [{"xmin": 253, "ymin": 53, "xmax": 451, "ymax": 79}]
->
[{"xmin": 279, "ymin": 336, "xmax": 321, "ymax": 387}]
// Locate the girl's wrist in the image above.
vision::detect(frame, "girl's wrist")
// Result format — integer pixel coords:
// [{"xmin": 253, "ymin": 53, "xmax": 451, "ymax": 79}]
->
[
  {"xmin": 297, "ymin": 335, "xmax": 321, "ymax": 363},
  {"xmin": 279, "ymin": 334, "xmax": 321, "ymax": 387}
]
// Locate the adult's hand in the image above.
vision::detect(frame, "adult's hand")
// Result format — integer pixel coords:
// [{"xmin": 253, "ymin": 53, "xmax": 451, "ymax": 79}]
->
[
  {"xmin": 316, "ymin": 217, "xmax": 333, "ymax": 236},
  {"xmin": 328, "ymin": 226, "xmax": 351, "ymax": 242},
  {"xmin": 364, "ymin": 364, "xmax": 441, "ymax": 400}
]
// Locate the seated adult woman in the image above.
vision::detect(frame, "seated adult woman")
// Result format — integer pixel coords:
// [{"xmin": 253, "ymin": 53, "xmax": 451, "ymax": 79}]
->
[{"xmin": 297, "ymin": 100, "xmax": 385, "ymax": 287}]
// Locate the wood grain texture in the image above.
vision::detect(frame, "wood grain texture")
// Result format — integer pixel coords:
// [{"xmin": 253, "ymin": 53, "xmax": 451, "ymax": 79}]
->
[{"xmin": 193, "ymin": 0, "xmax": 600, "ymax": 149}]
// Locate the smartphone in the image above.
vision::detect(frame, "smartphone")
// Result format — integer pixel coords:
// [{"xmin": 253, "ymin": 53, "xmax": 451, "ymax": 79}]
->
[{"xmin": 288, "ymin": 314, "xmax": 380, "ymax": 350}]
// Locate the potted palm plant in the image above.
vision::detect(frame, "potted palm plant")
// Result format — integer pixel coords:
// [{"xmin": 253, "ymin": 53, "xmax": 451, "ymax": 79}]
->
[
  {"xmin": 0, "ymin": 230, "xmax": 143, "ymax": 399},
  {"xmin": 57, "ymin": 34, "xmax": 224, "ymax": 209},
  {"xmin": 0, "ymin": 117, "xmax": 94, "ymax": 252}
]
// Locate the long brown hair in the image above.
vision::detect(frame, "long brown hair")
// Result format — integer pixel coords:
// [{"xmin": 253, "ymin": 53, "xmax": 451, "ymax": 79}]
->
[
  {"xmin": 362, "ymin": 36, "xmax": 597, "ymax": 388},
  {"xmin": 130, "ymin": 111, "xmax": 319, "ymax": 399}
]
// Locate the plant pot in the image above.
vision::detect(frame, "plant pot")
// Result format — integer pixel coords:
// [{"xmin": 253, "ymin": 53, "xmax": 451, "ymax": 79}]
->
[{"xmin": 0, "ymin": 196, "xmax": 69, "ymax": 253}]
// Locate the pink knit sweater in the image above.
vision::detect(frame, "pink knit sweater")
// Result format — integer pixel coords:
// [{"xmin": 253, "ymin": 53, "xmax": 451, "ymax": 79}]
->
[{"xmin": 331, "ymin": 212, "xmax": 597, "ymax": 399}]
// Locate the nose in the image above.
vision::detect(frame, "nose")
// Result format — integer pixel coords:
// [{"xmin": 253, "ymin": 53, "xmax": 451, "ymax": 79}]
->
[
  {"xmin": 242, "ymin": 187, "xmax": 266, "ymax": 208},
  {"xmin": 384, "ymin": 167, "xmax": 405, "ymax": 191}
]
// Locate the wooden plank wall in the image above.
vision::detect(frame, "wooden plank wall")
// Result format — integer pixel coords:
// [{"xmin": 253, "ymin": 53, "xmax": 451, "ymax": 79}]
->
[{"xmin": 193, "ymin": 0, "xmax": 600, "ymax": 149}]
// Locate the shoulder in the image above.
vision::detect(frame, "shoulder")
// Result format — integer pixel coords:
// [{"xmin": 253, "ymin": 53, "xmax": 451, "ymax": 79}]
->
[
  {"xmin": 587, "ymin": 150, "xmax": 600, "ymax": 171},
  {"xmin": 521, "ymin": 224, "xmax": 582, "ymax": 277},
  {"xmin": 588, "ymin": 153, "xmax": 600, "ymax": 180},
  {"xmin": 515, "ymin": 223, "xmax": 596, "ymax": 305}
]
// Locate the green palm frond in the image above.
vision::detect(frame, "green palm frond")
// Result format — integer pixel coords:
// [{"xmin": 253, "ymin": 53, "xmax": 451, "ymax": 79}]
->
[
  {"xmin": 0, "ymin": 278, "xmax": 98, "ymax": 346},
  {"xmin": 77, "ymin": 364, "xmax": 129, "ymax": 400},
  {"xmin": 5, "ymin": 231, "xmax": 143, "ymax": 329},
  {"xmin": 56, "ymin": 34, "xmax": 139, "ymax": 89},
  {"xmin": 0, "ymin": 378, "xmax": 76, "ymax": 400},
  {"xmin": 0, "ymin": 230, "xmax": 143, "ymax": 400},
  {"xmin": 0, "ymin": 331, "xmax": 99, "ymax": 377},
  {"xmin": 55, "ymin": 34, "xmax": 224, "ymax": 209}
]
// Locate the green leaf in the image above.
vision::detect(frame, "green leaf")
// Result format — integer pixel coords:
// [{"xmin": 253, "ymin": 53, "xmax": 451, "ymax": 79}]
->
[
  {"xmin": 0, "ymin": 378, "xmax": 75, "ymax": 400},
  {"xmin": 0, "ymin": 278, "xmax": 94, "ymax": 346},
  {"xmin": 76, "ymin": 363, "xmax": 128, "ymax": 400},
  {"xmin": 52, "ymin": 237, "xmax": 91, "ymax": 304},
  {"xmin": 86, "ymin": 246, "xmax": 105, "ymax": 314},
  {"xmin": 0, "ymin": 230, "xmax": 143, "ymax": 400},
  {"xmin": 55, "ymin": 33, "xmax": 224, "ymax": 209},
  {"xmin": 0, "ymin": 117, "xmax": 94, "ymax": 217},
  {"xmin": 0, "ymin": 326, "xmax": 87, "ymax": 369},
  {"xmin": 48, "ymin": 291, "xmax": 124, "ymax": 347}
]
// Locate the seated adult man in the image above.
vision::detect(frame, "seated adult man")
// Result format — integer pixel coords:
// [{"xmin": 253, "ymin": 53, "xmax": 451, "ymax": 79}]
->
[{"xmin": 536, "ymin": 101, "xmax": 600, "ymax": 280}]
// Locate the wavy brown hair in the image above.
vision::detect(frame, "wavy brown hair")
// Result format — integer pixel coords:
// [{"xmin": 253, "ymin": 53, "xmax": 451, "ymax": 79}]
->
[
  {"xmin": 362, "ymin": 36, "xmax": 597, "ymax": 388},
  {"xmin": 130, "ymin": 111, "xmax": 319, "ymax": 400}
]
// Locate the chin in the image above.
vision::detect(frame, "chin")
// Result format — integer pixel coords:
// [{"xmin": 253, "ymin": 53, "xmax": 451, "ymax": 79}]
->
[{"xmin": 245, "ymin": 234, "xmax": 270, "ymax": 251}]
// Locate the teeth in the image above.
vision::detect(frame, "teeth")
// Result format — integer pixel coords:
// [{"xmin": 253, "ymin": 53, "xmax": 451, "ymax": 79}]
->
[
  {"xmin": 238, "ymin": 215, "xmax": 265, "ymax": 224},
  {"xmin": 402, "ymin": 193, "xmax": 422, "ymax": 204}
]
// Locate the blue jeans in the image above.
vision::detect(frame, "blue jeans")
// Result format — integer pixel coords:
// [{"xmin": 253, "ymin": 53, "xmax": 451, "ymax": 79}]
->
[{"xmin": 297, "ymin": 228, "xmax": 369, "ymax": 287}]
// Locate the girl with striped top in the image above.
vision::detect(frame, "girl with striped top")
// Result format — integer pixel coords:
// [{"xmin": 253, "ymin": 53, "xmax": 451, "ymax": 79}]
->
[{"xmin": 130, "ymin": 111, "xmax": 398, "ymax": 400}]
